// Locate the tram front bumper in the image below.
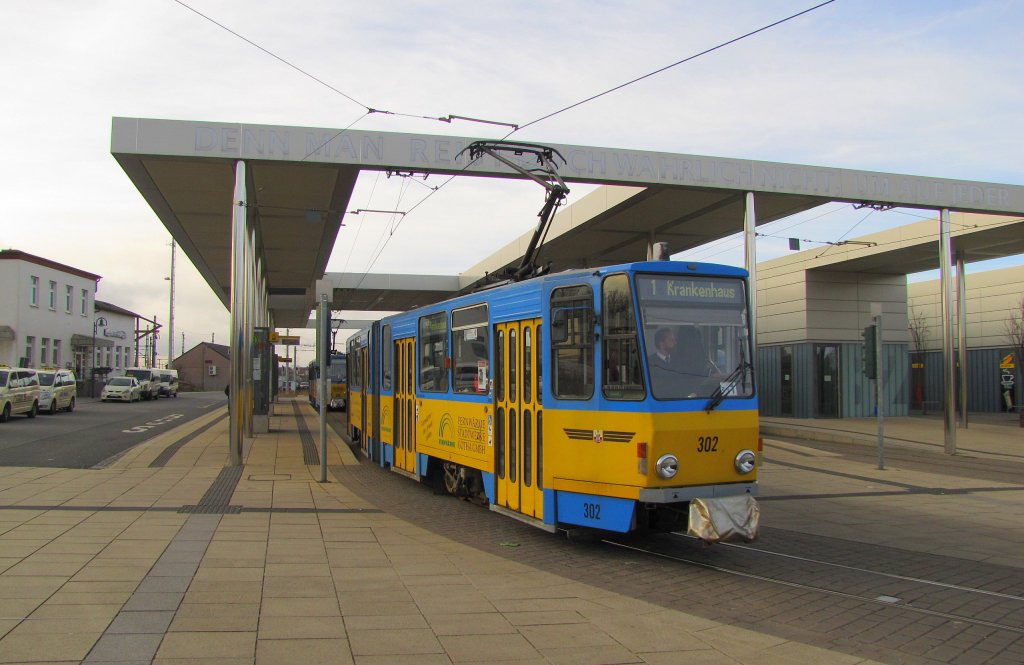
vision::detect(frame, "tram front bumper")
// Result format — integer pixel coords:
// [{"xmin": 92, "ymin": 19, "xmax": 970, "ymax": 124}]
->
[{"xmin": 638, "ymin": 482, "xmax": 757, "ymax": 504}]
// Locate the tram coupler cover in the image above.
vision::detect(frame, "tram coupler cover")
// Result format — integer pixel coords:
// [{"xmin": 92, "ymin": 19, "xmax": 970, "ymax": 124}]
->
[{"xmin": 687, "ymin": 495, "xmax": 760, "ymax": 543}]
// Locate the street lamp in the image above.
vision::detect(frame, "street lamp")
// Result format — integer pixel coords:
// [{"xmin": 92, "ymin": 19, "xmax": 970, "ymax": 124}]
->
[{"xmin": 92, "ymin": 316, "xmax": 107, "ymax": 397}]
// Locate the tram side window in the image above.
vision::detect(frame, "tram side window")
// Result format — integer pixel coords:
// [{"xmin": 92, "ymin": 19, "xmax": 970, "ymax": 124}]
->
[
  {"xmin": 381, "ymin": 325, "xmax": 392, "ymax": 391},
  {"xmin": 348, "ymin": 340, "xmax": 362, "ymax": 391},
  {"xmin": 419, "ymin": 312, "xmax": 449, "ymax": 392},
  {"xmin": 603, "ymin": 274, "xmax": 645, "ymax": 400},
  {"xmin": 452, "ymin": 304, "xmax": 489, "ymax": 394},
  {"xmin": 550, "ymin": 285, "xmax": 595, "ymax": 400}
]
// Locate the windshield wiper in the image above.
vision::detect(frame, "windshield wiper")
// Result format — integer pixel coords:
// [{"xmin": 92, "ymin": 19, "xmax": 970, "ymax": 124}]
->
[{"xmin": 705, "ymin": 361, "xmax": 751, "ymax": 413}]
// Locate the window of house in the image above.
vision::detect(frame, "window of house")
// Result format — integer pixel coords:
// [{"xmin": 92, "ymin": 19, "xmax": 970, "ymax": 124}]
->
[
  {"xmin": 25, "ymin": 336, "xmax": 36, "ymax": 367},
  {"xmin": 80, "ymin": 289, "xmax": 88, "ymax": 316},
  {"xmin": 30, "ymin": 276, "xmax": 39, "ymax": 307},
  {"xmin": 41, "ymin": 339, "xmax": 50, "ymax": 365},
  {"xmin": 418, "ymin": 312, "xmax": 449, "ymax": 392},
  {"xmin": 53, "ymin": 340, "xmax": 62, "ymax": 367},
  {"xmin": 65, "ymin": 285, "xmax": 73, "ymax": 313},
  {"xmin": 48, "ymin": 281, "xmax": 57, "ymax": 310}
]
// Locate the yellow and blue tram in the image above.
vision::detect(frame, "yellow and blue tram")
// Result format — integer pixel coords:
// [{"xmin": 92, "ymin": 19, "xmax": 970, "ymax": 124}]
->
[
  {"xmin": 347, "ymin": 259, "xmax": 759, "ymax": 534},
  {"xmin": 308, "ymin": 352, "xmax": 348, "ymax": 411}
]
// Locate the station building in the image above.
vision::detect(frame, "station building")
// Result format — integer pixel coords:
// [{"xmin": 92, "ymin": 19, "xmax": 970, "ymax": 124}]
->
[
  {"xmin": 0, "ymin": 250, "xmax": 144, "ymax": 386},
  {"xmin": 0, "ymin": 250, "xmax": 102, "ymax": 372},
  {"xmin": 753, "ymin": 214, "xmax": 1023, "ymax": 418}
]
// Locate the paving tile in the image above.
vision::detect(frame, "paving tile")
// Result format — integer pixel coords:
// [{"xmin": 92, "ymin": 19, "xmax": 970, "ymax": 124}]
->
[
  {"xmin": 343, "ymin": 614, "xmax": 428, "ymax": 631},
  {"xmin": 539, "ymin": 644, "xmax": 644, "ymax": 665},
  {"xmin": 46, "ymin": 590, "xmax": 133, "ymax": 606},
  {"xmin": 0, "ymin": 631, "xmax": 99, "ymax": 662},
  {"xmin": 170, "ymin": 614, "xmax": 259, "ymax": 632},
  {"xmin": 438, "ymin": 633, "xmax": 543, "ymax": 662},
  {"xmin": 6, "ymin": 616, "xmax": 112, "ymax": 635},
  {"xmin": 106, "ymin": 610, "xmax": 175, "ymax": 634},
  {"xmin": 84, "ymin": 633, "xmax": 163, "ymax": 663},
  {"xmin": 354, "ymin": 655, "xmax": 454, "ymax": 665},
  {"xmin": 258, "ymin": 615, "xmax": 347, "ymax": 639},
  {"xmin": 348, "ymin": 628, "xmax": 444, "ymax": 656},
  {"xmin": 122, "ymin": 592, "xmax": 185, "ymax": 612},
  {"xmin": 260, "ymin": 596, "xmax": 340, "ymax": 617},
  {"xmin": 256, "ymin": 637, "xmax": 353, "ymax": 664},
  {"xmin": 156, "ymin": 631, "xmax": 256, "ymax": 659},
  {"xmin": 262, "ymin": 575, "xmax": 335, "ymax": 598},
  {"xmin": 426, "ymin": 612, "xmax": 517, "ymax": 636}
]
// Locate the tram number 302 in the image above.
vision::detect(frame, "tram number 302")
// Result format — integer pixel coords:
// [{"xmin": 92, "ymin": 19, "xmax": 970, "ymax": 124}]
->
[
  {"xmin": 697, "ymin": 435, "xmax": 719, "ymax": 453},
  {"xmin": 583, "ymin": 503, "xmax": 602, "ymax": 520}
]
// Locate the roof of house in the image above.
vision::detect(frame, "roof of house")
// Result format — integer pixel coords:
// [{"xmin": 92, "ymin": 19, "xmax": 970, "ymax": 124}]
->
[{"xmin": 0, "ymin": 249, "xmax": 102, "ymax": 282}]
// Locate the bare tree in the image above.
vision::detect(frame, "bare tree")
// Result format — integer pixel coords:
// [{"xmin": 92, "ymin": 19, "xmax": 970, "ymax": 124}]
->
[{"xmin": 908, "ymin": 306, "xmax": 931, "ymax": 415}]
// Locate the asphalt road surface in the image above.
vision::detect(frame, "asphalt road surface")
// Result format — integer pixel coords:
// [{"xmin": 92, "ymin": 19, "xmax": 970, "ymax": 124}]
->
[{"xmin": 0, "ymin": 391, "xmax": 227, "ymax": 468}]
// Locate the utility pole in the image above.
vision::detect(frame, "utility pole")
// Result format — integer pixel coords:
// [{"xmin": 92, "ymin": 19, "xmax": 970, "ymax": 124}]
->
[{"xmin": 167, "ymin": 240, "xmax": 176, "ymax": 367}]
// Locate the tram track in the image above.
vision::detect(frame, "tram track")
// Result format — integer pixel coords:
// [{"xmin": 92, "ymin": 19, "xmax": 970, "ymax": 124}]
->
[{"xmin": 604, "ymin": 531, "xmax": 1024, "ymax": 637}]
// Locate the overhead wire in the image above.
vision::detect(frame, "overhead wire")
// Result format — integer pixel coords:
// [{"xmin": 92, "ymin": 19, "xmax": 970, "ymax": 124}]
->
[
  {"xmin": 508, "ymin": 0, "xmax": 838, "ymax": 135},
  {"xmin": 175, "ymin": 0, "xmax": 840, "ymax": 282},
  {"xmin": 355, "ymin": 1, "xmax": 841, "ymax": 277}
]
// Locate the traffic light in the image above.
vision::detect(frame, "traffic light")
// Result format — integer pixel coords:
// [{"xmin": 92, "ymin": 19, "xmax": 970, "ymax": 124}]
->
[{"xmin": 862, "ymin": 325, "xmax": 877, "ymax": 379}]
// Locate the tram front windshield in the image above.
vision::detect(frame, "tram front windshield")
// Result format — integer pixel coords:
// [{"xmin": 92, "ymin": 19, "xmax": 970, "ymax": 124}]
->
[
  {"xmin": 636, "ymin": 274, "xmax": 753, "ymax": 400},
  {"xmin": 328, "ymin": 358, "xmax": 347, "ymax": 383}
]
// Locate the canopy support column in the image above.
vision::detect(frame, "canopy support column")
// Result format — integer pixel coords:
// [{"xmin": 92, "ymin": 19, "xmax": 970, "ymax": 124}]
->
[
  {"xmin": 744, "ymin": 192, "xmax": 758, "ymax": 350},
  {"xmin": 228, "ymin": 160, "xmax": 247, "ymax": 465},
  {"xmin": 957, "ymin": 250, "xmax": 968, "ymax": 428},
  {"xmin": 939, "ymin": 209, "xmax": 956, "ymax": 454}
]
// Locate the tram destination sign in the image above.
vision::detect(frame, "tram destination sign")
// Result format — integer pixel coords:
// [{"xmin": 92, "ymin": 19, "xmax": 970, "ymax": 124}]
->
[{"xmin": 640, "ymin": 276, "xmax": 743, "ymax": 305}]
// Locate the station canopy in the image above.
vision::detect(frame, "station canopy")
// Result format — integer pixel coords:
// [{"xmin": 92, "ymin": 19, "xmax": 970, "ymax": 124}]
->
[{"xmin": 112, "ymin": 118, "xmax": 1024, "ymax": 327}]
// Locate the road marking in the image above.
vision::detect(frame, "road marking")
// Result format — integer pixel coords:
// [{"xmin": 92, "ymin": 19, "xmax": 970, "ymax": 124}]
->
[{"xmin": 122, "ymin": 413, "xmax": 185, "ymax": 433}]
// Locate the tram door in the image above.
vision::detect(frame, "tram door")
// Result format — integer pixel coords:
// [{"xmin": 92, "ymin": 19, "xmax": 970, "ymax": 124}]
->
[
  {"xmin": 393, "ymin": 338, "xmax": 416, "ymax": 473},
  {"xmin": 495, "ymin": 319, "xmax": 544, "ymax": 521},
  {"xmin": 359, "ymin": 345, "xmax": 369, "ymax": 457}
]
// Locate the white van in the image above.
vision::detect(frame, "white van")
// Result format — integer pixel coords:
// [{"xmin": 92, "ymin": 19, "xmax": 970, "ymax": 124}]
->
[
  {"xmin": 159, "ymin": 369, "xmax": 179, "ymax": 398},
  {"xmin": 36, "ymin": 368, "xmax": 77, "ymax": 414},
  {"xmin": 0, "ymin": 367, "xmax": 41, "ymax": 421},
  {"xmin": 123, "ymin": 367, "xmax": 161, "ymax": 400}
]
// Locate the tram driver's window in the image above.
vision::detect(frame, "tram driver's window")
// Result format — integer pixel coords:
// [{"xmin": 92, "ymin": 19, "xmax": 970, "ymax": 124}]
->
[
  {"xmin": 452, "ymin": 304, "xmax": 489, "ymax": 394},
  {"xmin": 418, "ymin": 312, "xmax": 449, "ymax": 392},
  {"xmin": 550, "ymin": 285, "xmax": 594, "ymax": 400}
]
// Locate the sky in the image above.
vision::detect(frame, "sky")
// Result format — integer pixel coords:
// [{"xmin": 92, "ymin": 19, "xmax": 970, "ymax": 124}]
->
[{"xmin": 4, "ymin": 0, "xmax": 1023, "ymax": 369}]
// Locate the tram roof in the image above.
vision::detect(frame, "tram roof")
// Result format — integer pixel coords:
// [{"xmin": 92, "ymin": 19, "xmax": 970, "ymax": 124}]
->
[{"xmin": 111, "ymin": 117, "xmax": 1024, "ymax": 326}]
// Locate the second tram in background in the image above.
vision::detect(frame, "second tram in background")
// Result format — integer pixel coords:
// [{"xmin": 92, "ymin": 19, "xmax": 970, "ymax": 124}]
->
[
  {"xmin": 345, "ymin": 258, "xmax": 759, "ymax": 537},
  {"xmin": 308, "ymin": 352, "xmax": 348, "ymax": 411}
]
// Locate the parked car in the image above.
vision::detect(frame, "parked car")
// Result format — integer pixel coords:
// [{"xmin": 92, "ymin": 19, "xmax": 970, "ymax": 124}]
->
[
  {"xmin": 123, "ymin": 368, "xmax": 161, "ymax": 400},
  {"xmin": 101, "ymin": 376, "xmax": 141, "ymax": 403},
  {"xmin": 36, "ymin": 368, "xmax": 77, "ymax": 414},
  {"xmin": 0, "ymin": 367, "xmax": 41, "ymax": 421},
  {"xmin": 158, "ymin": 370, "xmax": 179, "ymax": 397}
]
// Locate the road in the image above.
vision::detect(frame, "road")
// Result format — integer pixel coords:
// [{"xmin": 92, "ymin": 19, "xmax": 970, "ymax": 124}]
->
[{"xmin": 0, "ymin": 391, "xmax": 227, "ymax": 468}]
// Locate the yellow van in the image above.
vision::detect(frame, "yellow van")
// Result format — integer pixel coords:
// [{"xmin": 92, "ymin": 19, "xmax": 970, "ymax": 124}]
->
[
  {"xmin": 36, "ymin": 368, "xmax": 77, "ymax": 414},
  {"xmin": 0, "ymin": 367, "xmax": 42, "ymax": 421}
]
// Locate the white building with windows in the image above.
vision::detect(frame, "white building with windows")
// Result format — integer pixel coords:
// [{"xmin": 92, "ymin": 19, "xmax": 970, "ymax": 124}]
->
[
  {"xmin": 94, "ymin": 301, "xmax": 141, "ymax": 377},
  {"xmin": 0, "ymin": 250, "xmax": 105, "ymax": 375}
]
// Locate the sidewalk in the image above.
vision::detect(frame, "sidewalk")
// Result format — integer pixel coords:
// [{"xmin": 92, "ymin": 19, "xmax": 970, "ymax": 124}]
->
[
  {"xmin": 7, "ymin": 401, "xmax": 1018, "ymax": 664},
  {"xmin": 762, "ymin": 411, "xmax": 1023, "ymax": 460}
]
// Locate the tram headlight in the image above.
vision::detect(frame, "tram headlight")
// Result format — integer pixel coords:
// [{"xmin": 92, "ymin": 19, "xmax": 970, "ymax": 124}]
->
[
  {"xmin": 734, "ymin": 449, "xmax": 756, "ymax": 474},
  {"xmin": 655, "ymin": 454, "xmax": 678, "ymax": 479}
]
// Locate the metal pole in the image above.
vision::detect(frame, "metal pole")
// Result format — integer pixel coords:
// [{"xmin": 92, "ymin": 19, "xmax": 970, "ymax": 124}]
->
[
  {"xmin": 939, "ymin": 209, "xmax": 957, "ymax": 455},
  {"xmin": 228, "ymin": 160, "xmax": 246, "ymax": 466},
  {"xmin": 744, "ymin": 192, "xmax": 758, "ymax": 353},
  {"xmin": 318, "ymin": 295, "xmax": 328, "ymax": 482},
  {"xmin": 956, "ymin": 250, "xmax": 968, "ymax": 428},
  {"xmin": 875, "ymin": 313, "xmax": 885, "ymax": 470},
  {"xmin": 168, "ymin": 240, "xmax": 176, "ymax": 367}
]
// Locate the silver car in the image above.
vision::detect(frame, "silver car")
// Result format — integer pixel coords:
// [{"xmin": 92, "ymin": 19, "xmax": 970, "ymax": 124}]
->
[{"xmin": 101, "ymin": 376, "xmax": 142, "ymax": 403}]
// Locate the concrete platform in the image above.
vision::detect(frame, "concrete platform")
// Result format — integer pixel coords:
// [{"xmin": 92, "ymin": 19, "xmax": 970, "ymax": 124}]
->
[{"xmin": 1, "ymin": 399, "xmax": 1021, "ymax": 664}]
